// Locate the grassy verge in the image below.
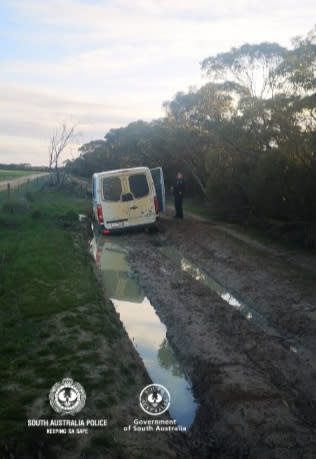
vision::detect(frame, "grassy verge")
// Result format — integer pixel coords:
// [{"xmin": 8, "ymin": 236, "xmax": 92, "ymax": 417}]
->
[
  {"xmin": 168, "ymin": 198, "xmax": 316, "ymax": 253},
  {"xmin": 0, "ymin": 175, "xmax": 49, "ymax": 206},
  {"xmin": 183, "ymin": 202, "xmax": 213, "ymax": 220},
  {"xmin": 0, "ymin": 170, "xmax": 43, "ymax": 182},
  {"xmin": 166, "ymin": 197, "xmax": 213, "ymax": 220},
  {"xmin": 0, "ymin": 185, "xmax": 175, "ymax": 458}
]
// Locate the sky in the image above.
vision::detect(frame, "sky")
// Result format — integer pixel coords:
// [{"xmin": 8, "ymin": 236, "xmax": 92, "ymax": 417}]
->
[{"xmin": 0, "ymin": 0, "xmax": 315, "ymax": 166}]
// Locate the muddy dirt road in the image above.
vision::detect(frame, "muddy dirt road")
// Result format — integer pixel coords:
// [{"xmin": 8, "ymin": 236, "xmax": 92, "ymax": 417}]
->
[{"xmin": 125, "ymin": 210, "xmax": 316, "ymax": 458}]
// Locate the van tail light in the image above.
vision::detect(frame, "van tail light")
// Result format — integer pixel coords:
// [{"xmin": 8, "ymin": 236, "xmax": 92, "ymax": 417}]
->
[
  {"xmin": 154, "ymin": 196, "xmax": 159, "ymax": 215},
  {"xmin": 97, "ymin": 204, "xmax": 104, "ymax": 223},
  {"xmin": 103, "ymin": 229, "xmax": 110, "ymax": 235}
]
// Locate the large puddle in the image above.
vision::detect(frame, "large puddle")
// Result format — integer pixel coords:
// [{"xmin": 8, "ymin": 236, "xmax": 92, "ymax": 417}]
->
[
  {"xmin": 89, "ymin": 235, "xmax": 197, "ymax": 428},
  {"xmin": 160, "ymin": 246, "xmax": 280, "ymax": 337},
  {"xmin": 160, "ymin": 246, "xmax": 316, "ymax": 370}
]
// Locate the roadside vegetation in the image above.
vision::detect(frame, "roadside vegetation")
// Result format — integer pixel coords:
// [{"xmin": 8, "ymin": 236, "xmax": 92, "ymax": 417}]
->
[
  {"xmin": 0, "ymin": 182, "xmax": 177, "ymax": 458},
  {"xmin": 68, "ymin": 27, "xmax": 316, "ymax": 248},
  {"xmin": 179, "ymin": 199, "xmax": 316, "ymax": 253},
  {"xmin": 0, "ymin": 169, "xmax": 43, "ymax": 182}
]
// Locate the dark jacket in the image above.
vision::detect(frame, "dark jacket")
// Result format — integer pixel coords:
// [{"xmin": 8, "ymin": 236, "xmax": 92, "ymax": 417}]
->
[{"xmin": 173, "ymin": 179, "xmax": 185, "ymax": 198}]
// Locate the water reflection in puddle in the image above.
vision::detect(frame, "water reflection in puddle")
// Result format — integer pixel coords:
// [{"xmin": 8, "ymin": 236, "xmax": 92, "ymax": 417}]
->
[
  {"xmin": 160, "ymin": 246, "xmax": 316, "ymax": 370},
  {"xmin": 162, "ymin": 246, "xmax": 279, "ymax": 336},
  {"xmin": 89, "ymin": 235, "xmax": 197, "ymax": 428}
]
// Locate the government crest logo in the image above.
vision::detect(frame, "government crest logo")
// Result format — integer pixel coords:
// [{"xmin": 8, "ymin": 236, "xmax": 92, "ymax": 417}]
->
[
  {"xmin": 49, "ymin": 378, "xmax": 86, "ymax": 415},
  {"xmin": 139, "ymin": 384, "xmax": 170, "ymax": 416}
]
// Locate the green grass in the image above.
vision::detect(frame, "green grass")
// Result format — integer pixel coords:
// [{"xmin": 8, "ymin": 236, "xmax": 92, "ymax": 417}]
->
[
  {"xmin": 168, "ymin": 197, "xmax": 316, "ymax": 253},
  {"xmin": 183, "ymin": 202, "xmax": 213, "ymax": 219},
  {"xmin": 166, "ymin": 197, "xmax": 213, "ymax": 220},
  {"xmin": 0, "ymin": 174, "xmax": 49, "ymax": 207},
  {"xmin": 0, "ymin": 185, "xmax": 127, "ymax": 455},
  {"xmin": 0, "ymin": 169, "xmax": 43, "ymax": 181}
]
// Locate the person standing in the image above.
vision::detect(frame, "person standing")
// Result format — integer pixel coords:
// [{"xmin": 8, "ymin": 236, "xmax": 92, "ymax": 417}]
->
[{"xmin": 173, "ymin": 172, "xmax": 185, "ymax": 218}]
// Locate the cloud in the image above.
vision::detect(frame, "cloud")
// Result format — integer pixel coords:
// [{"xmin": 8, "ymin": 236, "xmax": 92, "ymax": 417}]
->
[
  {"xmin": 11, "ymin": 0, "xmax": 316, "ymax": 26},
  {"xmin": 1, "ymin": 0, "xmax": 315, "ymax": 165},
  {"xmin": 0, "ymin": 81, "xmax": 178, "ymax": 166},
  {"xmin": 9, "ymin": 0, "xmax": 315, "ymax": 50},
  {"xmin": 0, "ymin": 134, "xmax": 49, "ymax": 165}
]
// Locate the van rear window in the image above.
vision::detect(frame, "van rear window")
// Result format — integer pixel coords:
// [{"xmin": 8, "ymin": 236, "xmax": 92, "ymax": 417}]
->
[
  {"xmin": 102, "ymin": 176, "xmax": 122, "ymax": 201},
  {"xmin": 129, "ymin": 174, "xmax": 149, "ymax": 198}
]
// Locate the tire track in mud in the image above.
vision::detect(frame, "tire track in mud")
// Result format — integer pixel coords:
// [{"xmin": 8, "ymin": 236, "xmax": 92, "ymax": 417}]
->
[
  {"xmin": 127, "ymin": 225, "xmax": 316, "ymax": 458},
  {"xmin": 170, "ymin": 206, "xmax": 316, "ymax": 276},
  {"xmin": 164, "ymin": 215, "xmax": 316, "ymax": 351},
  {"xmin": 159, "ymin": 244, "xmax": 316, "ymax": 375}
]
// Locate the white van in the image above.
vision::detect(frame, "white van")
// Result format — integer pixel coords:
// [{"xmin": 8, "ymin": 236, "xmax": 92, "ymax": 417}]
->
[
  {"xmin": 90, "ymin": 237, "xmax": 144, "ymax": 302},
  {"xmin": 92, "ymin": 167, "xmax": 165, "ymax": 234}
]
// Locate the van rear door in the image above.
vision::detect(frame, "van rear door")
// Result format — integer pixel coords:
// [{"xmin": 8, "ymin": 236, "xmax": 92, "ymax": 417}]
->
[
  {"xmin": 100, "ymin": 170, "xmax": 156, "ymax": 229},
  {"xmin": 150, "ymin": 167, "xmax": 165, "ymax": 212},
  {"xmin": 100, "ymin": 174, "xmax": 129, "ymax": 229},
  {"xmin": 126, "ymin": 171, "xmax": 155, "ymax": 223}
]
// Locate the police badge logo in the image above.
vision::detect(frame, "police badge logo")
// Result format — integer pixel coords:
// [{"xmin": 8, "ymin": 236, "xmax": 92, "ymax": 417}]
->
[
  {"xmin": 139, "ymin": 384, "xmax": 170, "ymax": 416},
  {"xmin": 49, "ymin": 378, "xmax": 86, "ymax": 415}
]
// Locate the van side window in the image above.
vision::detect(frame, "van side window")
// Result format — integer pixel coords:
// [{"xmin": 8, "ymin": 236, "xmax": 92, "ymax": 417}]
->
[
  {"xmin": 129, "ymin": 174, "xmax": 149, "ymax": 198},
  {"xmin": 102, "ymin": 176, "xmax": 122, "ymax": 201}
]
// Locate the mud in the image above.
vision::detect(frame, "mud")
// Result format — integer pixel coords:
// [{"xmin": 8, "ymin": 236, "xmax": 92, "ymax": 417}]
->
[{"xmin": 127, "ymin": 211, "xmax": 316, "ymax": 458}]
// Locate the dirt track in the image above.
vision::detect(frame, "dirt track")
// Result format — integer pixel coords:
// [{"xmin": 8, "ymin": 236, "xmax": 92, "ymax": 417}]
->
[
  {"xmin": 0, "ymin": 173, "xmax": 48, "ymax": 191},
  {"xmin": 127, "ymin": 210, "xmax": 316, "ymax": 458}
]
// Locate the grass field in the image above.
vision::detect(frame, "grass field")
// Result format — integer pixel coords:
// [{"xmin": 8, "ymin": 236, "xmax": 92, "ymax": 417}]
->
[
  {"xmin": 0, "ymin": 169, "xmax": 43, "ymax": 182},
  {"xmin": 0, "ymin": 185, "xmax": 155, "ymax": 458}
]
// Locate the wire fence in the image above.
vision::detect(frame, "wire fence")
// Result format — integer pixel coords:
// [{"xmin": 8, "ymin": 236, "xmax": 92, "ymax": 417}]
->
[{"xmin": 0, "ymin": 175, "xmax": 50, "ymax": 208}]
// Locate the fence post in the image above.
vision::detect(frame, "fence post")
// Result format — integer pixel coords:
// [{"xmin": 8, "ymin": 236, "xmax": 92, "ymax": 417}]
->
[{"xmin": 7, "ymin": 183, "xmax": 10, "ymax": 200}]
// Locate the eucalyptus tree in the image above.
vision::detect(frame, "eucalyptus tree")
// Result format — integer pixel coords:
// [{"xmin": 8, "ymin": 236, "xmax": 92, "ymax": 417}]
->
[
  {"xmin": 163, "ymin": 83, "xmax": 234, "ymax": 195},
  {"xmin": 201, "ymin": 42, "xmax": 287, "ymax": 99}
]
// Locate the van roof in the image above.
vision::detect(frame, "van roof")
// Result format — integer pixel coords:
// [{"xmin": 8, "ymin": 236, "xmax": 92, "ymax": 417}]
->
[{"xmin": 93, "ymin": 167, "xmax": 149, "ymax": 178}]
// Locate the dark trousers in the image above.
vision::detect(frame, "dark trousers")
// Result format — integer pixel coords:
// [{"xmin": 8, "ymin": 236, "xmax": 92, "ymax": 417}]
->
[{"xmin": 174, "ymin": 195, "xmax": 183, "ymax": 218}]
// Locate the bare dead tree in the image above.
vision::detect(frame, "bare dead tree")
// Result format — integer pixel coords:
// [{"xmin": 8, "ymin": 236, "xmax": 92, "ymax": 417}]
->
[{"xmin": 48, "ymin": 123, "xmax": 76, "ymax": 185}]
